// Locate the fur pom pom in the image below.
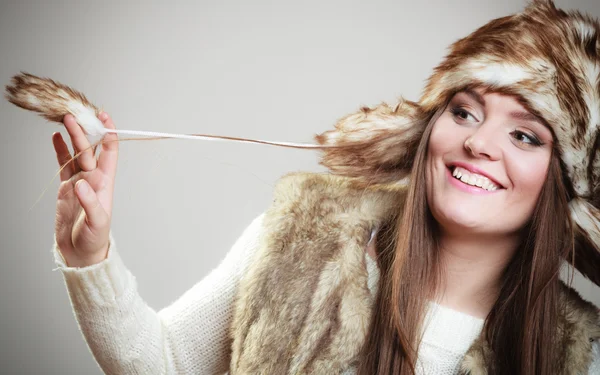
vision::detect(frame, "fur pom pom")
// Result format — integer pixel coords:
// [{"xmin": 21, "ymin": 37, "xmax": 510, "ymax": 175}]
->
[
  {"xmin": 5, "ymin": 72, "xmax": 106, "ymax": 136},
  {"xmin": 315, "ymin": 99, "xmax": 428, "ymax": 185}
]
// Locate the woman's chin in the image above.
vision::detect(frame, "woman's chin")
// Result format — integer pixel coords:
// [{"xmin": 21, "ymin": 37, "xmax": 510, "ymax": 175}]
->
[{"xmin": 432, "ymin": 206, "xmax": 489, "ymax": 234}]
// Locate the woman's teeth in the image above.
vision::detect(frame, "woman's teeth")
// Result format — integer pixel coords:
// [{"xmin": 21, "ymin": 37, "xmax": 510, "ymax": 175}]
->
[{"xmin": 451, "ymin": 166, "xmax": 499, "ymax": 191}]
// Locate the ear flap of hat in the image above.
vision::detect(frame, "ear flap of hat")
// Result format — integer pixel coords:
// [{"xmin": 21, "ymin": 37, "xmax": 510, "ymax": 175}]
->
[
  {"xmin": 315, "ymin": 99, "xmax": 428, "ymax": 185},
  {"xmin": 569, "ymin": 199, "xmax": 600, "ymax": 286}
]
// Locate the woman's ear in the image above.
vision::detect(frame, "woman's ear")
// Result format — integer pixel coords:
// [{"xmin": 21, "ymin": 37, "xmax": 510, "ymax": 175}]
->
[{"xmin": 315, "ymin": 99, "xmax": 428, "ymax": 185}]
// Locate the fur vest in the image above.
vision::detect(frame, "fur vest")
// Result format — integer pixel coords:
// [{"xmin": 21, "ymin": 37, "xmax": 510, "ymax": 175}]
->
[{"xmin": 229, "ymin": 173, "xmax": 600, "ymax": 374}]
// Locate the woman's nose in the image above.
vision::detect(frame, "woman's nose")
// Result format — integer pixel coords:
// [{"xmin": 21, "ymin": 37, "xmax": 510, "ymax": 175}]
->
[{"xmin": 463, "ymin": 124, "xmax": 502, "ymax": 161}]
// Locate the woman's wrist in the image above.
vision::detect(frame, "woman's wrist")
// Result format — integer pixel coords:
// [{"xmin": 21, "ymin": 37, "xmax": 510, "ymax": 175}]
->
[{"xmin": 60, "ymin": 243, "xmax": 110, "ymax": 268}]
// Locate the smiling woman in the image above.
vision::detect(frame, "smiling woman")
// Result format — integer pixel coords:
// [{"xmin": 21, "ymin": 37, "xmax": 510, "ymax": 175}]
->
[
  {"xmin": 7, "ymin": 0, "xmax": 600, "ymax": 374},
  {"xmin": 428, "ymin": 89, "xmax": 553, "ymax": 235}
]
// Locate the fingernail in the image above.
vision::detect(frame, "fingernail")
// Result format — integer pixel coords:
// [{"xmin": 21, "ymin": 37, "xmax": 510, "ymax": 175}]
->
[
  {"xmin": 99, "ymin": 112, "xmax": 108, "ymax": 121},
  {"xmin": 78, "ymin": 181, "xmax": 88, "ymax": 194}
]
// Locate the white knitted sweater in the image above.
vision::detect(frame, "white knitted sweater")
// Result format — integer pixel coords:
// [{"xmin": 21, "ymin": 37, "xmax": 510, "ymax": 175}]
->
[{"xmin": 53, "ymin": 214, "xmax": 600, "ymax": 375}]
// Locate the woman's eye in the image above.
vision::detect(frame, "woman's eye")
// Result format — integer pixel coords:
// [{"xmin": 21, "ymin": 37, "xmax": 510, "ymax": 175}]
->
[
  {"xmin": 510, "ymin": 130, "xmax": 543, "ymax": 147},
  {"xmin": 450, "ymin": 107, "xmax": 477, "ymax": 122}
]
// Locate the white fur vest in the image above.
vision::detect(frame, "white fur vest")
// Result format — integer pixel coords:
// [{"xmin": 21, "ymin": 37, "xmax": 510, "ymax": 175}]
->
[{"xmin": 228, "ymin": 173, "xmax": 600, "ymax": 374}]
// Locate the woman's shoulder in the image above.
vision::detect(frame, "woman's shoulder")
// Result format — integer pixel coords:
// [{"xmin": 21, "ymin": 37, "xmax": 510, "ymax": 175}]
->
[{"xmin": 272, "ymin": 172, "xmax": 408, "ymax": 201}]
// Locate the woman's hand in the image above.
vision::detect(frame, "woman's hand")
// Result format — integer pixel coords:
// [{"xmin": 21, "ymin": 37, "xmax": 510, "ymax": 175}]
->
[{"xmin": 53, "ymin": 112, "xmax": 119, "ymax": 267}]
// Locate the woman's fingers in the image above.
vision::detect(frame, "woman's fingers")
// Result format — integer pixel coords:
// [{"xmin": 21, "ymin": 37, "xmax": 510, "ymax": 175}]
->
[
  {"xmin": 97, "ymin": 112, "xmax": 119, "ymax": 179},
  {"xmin": 52, "ymin": 132, "xmax": 76, "ymax": 181},
  {"xmin": 63, "ymin": 114, "xmax": 97, "ymax": 171},
  {"xmin": 74, "ymin": 179, "xmax": 109, "ymax": 231}
]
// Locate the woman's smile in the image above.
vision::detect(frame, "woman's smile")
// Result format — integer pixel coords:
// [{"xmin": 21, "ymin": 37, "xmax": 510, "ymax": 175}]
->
[
  {"xmin": 446, "ymin": 166, "xmax": 502, "ymax": 195},
  {"xmin": 445, "ymin": 161, "xmax": 505, "ymax": 195}
]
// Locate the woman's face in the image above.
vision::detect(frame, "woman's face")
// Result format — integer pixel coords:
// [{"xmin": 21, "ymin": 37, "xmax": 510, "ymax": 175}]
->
[{"xmin": 426, "ymin": 88, "xmax": 554, "ymax": 237}]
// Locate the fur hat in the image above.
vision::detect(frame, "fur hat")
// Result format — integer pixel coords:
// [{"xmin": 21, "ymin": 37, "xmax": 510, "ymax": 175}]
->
[{"xmin": 316, "ymin": 0, "xmax": 600, "ymax": 285}]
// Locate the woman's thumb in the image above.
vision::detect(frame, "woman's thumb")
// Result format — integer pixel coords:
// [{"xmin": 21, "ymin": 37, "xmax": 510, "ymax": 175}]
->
[{"xmin": 75, "ymin": 180, "xmax": 108, "ymax": 230}]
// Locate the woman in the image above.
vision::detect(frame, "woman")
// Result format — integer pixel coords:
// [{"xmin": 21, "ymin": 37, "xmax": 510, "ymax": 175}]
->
[{"xmin": 51, "ymin": 1, "xmax": 600, "ymax": 374}]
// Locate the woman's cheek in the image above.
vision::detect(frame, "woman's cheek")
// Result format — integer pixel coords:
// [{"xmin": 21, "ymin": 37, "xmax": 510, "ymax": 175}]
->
[
  {"xmin": 507, "ymin": 153, "xmax": 550, "ymax": 208},
  {"xmin": 429, "ymin": 117, "xmax": 461, "ymax": 154}
]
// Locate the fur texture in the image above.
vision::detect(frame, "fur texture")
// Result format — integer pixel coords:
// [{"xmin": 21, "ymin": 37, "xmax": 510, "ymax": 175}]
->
[
  {"xmin": 316, "ymin": 0, "xmax": 600, "ymax": 286},
  {"xmin": 316, "ymin": 99, "xmax": 427, "ymax": 185},
  {"xmin": 229, "ymin": 173, "xmax": 406, "ymax": 374},
  {"xmin": 5, "ymin": 72, "xmax": 105, "ymax": 136},
  {"xmin": 230, "ymin": 172, "xmax": 600, "ymax": 374}
]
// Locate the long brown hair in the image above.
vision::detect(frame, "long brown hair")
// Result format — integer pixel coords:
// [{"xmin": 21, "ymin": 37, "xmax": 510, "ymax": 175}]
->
[{"xmin": 357, "ymin": 105, "xmax": 573, "ymax": 374}]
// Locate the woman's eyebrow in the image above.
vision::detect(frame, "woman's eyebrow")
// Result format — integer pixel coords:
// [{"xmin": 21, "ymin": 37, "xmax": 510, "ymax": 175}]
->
[
  {"xmin": 462, "ymin": 89, "xmax": 486, "ymax": 106},
  {"xmin": 509, "ymin": 111, "xmax": 547, "ymax": 127}
]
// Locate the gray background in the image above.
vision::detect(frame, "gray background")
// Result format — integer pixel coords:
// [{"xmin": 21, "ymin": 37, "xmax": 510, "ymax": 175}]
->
[{"xmin": 1, "ymin": 0, "xmax": 599, "ymax": 374}]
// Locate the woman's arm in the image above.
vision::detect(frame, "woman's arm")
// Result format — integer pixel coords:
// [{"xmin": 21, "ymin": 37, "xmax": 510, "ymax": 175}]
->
[{"xmin": 53, "ymin": 214, "xmax": 264, "ymax": 375}]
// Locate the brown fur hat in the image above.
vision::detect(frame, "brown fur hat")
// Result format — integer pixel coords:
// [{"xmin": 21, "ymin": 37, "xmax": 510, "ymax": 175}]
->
[{"xmin": 316, "ymin": 0, "xmax": 600, "ymax": 285}]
